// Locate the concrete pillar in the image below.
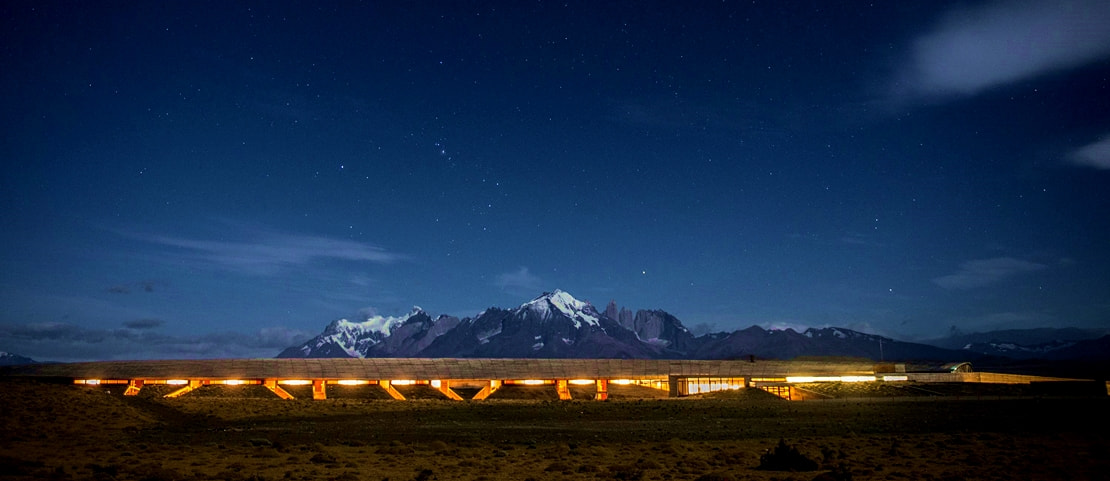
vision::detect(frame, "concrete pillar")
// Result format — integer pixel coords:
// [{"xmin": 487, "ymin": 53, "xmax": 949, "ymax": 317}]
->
[
  {"xmin": 263, "ymin": 379, "xmax": 294, "ymax": 400},
  {"xmin": 165, "ymin": 380, "xmax": 202, "ymax": 398},
  {"xmin": 379, "ymin": 380, "xmax": 405, "ymax": 400},
  {"xmin": 595, "ymin": 379, "xmax": 608, "ymax": 401},
  {"xmin": 472, "ymin": 380, "xmax": 501, "ymax": 400},
  {"xmin": 435, "ymin": 380, "xmax": 463, "ymax": 401},
  {"xmin": 556, "ymin": 379, "xmax": 571, "ymax": 400},
  {"xmin": 124, "ymin": 379, "xmax": 143, "ymax": 396},
  {"xmin": 312, "ymin": 379, "xmax": 327, "ymax": 400}
]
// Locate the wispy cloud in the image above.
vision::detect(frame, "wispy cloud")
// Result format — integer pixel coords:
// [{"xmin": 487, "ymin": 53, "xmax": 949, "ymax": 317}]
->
[
  {"xmin": 495, "ymin": 266, "xmax": 544, "ymax": 296},
  {"xmin": 128, "ymin": 224, "xmax": 404, "ymax": 275},
  {"xmin": 898, "ymin": 0, "xmax": 1110, "ymax": 97},
  {"xmin": 1069, "ymin": 135, "xmax": 1110, "ymax": 170},
  {"xmin": 933, "ymin": 257, "xmax": 1047, "ymax": 290},
  {"xmin": 0, "ymin": 321, "xmax": 311, "ymax": 362}
]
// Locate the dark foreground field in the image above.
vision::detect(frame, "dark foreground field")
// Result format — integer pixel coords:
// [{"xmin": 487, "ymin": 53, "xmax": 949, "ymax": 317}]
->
[{"xmin": 1, "ymin": 380, "xmax": 1107, "ymax": 481}]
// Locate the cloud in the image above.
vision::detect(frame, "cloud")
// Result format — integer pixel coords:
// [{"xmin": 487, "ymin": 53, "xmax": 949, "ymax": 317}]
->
[
  {"xmin": 933, "ymin": 257, "xmax": 1047, "ymax": 290},
  {"xmin": 127, "ymin": 225, "xmax": 404, "ymax": 275},
  {"xmin": 0, "ymin": 322, "xmax": 312, "ymax": 362},
  {"xmin": 1069, "ymin": 135, "xmax": 1110, "ymax": 169},
  {"xmin": 123, "ymin": 318, "xmax": 164, "ymax": 329},
  {"xmin": 495, "ymin": 266, "xmax": 544, "ymax": 295},
  {"xmin": 899, "ymin": 0, "xmax": 1110, "ymax": 97}
]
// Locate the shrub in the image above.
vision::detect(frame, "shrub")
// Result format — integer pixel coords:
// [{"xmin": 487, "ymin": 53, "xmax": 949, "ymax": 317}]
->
[{"xmin": 757, "ymin": 439, "xmax": 818, "ymax": 471}]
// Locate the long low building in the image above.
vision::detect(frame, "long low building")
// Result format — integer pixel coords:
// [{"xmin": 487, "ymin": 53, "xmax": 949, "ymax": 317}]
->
[{"xmin": 0, "ymin": 358, "xmax": 1086, "ymax": 401}]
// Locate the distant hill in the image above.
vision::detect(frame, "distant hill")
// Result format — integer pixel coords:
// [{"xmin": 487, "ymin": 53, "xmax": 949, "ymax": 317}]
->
[
  {"xmin": 924, "ymin": 327, "xmax": 1110, "ymax": 360},
  {"xmin": 0, "ymin": 352, "xmax": 36, "ymax": 366}
]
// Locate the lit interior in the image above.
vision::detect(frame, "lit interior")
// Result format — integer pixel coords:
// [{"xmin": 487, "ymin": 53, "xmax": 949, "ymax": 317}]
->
[
  {"xmin": 278, "ymin": 380, "xmax": 311, "ymax": 385},
  {"xmin": 222, "ymin": 380, "xmax": 244, "ymax": 385},
  {"xmin": 568, "ymin": 379, "xmax": 595, "ymax": 385},
  {"xmin": 337, "ymin": 379, "xmax": 369, "ymax": 385},
  {"xmin": 881, "ymin": 375, "xmax": 908, "ymax": 381},
  {"xmin": 517, "ymin": 379, "xmax": 548, "ymax": 385},
  {"xmin": 166, "ymin": 379, "xmax": 189, "ymax": 385},
  {"xmin": 390, "ymin": 380, "xmax": 416, "ymax": 386},
  {"xmin": 681, "ymin": 377, "xmax": 746, "ymax": 395},
  {"xmin": 430, "ymin": 380, "xmax": 442, "ymax": 388},
  {"xmin": 785, "ymin": 375, "xmax": 876, "ymax": 383}
]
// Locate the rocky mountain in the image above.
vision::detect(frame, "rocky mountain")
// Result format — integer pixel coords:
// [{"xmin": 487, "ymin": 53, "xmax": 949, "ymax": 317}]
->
[
  {"xmin": 926, "ymin": 327, "xmax": 1107, "ymax": 351},
  {"xmin": 0, "ymin": 352, "xmax": 36, "ymax": 366},
  {"xmin": 923, "ymin": 327, "xmax": 1110, "ymax": 360},
  {"xmin": 687, "ymin": 326, "xmax": 962, "ymax": 361},
  {"xmin": 277, "ymin": 307, "xmax": 458, "ymax": 358},
  {"xmin": 364, "ymin": 291, "xmax": 663, "ymax": 358},
  {"xmin": 279, "ymin": 290, "xmax": 978, "ymax": 362},
  {"xmin": 605, "ymin": 300, "xmax": 698, "ymax": 355}
]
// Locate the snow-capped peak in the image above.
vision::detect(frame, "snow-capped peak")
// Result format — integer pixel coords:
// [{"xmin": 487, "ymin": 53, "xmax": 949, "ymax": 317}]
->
[
  {"xmin": 326, "ymin": 306, "xmax": 424, "ymax": 338},
  {"xmin": 520, "ymin": 289, "xmax": 600, "ymax": 328}
]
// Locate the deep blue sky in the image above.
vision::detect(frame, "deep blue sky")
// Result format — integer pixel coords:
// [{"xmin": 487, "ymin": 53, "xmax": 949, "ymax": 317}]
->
[{"xmin": 3, "ymin": 1, "xmax": 1109, "ymax": 361}]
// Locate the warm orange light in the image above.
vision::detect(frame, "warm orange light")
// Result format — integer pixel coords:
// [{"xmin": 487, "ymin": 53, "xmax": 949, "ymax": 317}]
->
[
  {"xmin": 785, "ymin": 375, "xmax": 876, "ymax": 383},
  {"xmin": 337, "ymin": 379, "xmax": 368, "ymax": 386},
  {"xmin": 390, "ymin": 380, "xmax": 416, "ymax": 386},
  {"xmin": 279, "ymin": 380, "xmax": 311, "ymax": 385},
  {"xmin": 519, "ymin": 379, "xmax": 547, "ymax": 385},
  {"xmin": 881, "ymin": 375, "xmax": 908, "ymax": 382},
  {"xmin": 166, "ymin": 379, "xmax": 189, "ymax": 385},
  {"xmin": 568, "ymin": 379, "xmax": 595, "ymax": 385},
  {"xmin": 223, "ymin": 380, "xmax": 245, "ymax": 385},
  {"xmin": 430, "ymin": 380, "xmax": 442, "ymax": 388},
  {"xmin": 609, "ymin": 379, "xmax": 633, "ymax": 385}
]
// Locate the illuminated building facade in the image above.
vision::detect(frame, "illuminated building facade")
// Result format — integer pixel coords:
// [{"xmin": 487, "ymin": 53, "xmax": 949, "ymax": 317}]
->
[{"xmin": 3, "ymin": 358, "xmax": 1087, "ymax": 401}]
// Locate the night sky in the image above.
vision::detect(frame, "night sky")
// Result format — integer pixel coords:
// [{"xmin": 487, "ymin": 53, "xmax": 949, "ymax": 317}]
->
[{"xmin": 3, "ymin": 1, "xmax": 1109, "ymax": 361}]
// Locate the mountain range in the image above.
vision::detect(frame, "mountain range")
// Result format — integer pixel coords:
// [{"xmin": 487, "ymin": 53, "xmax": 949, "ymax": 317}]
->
[
  {"xmin": 0, "ymin": 352, "xmax": 36, "ymax": 366},
  {"xmin": 281, "ymin": 290, "xmax": 1100, "ymax": 363}
]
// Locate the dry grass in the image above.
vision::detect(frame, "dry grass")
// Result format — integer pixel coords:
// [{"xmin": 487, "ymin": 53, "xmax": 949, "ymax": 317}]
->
[{"xmin": 1, "ymin": 378, "xmax": 1107, "ymax": 481}]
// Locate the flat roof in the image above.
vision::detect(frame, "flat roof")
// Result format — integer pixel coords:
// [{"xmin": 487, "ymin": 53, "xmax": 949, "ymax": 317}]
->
[{"xmin": 0, "ymin": 358, "xmax": 881, "ymax": 380}]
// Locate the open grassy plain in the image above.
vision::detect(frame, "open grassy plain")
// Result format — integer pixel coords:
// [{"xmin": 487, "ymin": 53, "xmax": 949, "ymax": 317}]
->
[{"xmin": 1, "ymin": 379, "xmax": 1107, "ymax": 481}]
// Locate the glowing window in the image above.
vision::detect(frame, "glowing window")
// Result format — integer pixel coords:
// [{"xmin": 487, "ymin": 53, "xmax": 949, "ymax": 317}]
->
[{"xmin": 278, "ymin": 380, "xmax": 311, "ymax": 385}]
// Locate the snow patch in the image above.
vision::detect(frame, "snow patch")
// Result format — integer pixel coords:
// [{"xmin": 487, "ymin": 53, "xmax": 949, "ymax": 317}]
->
[{"xmin": 521, "ymin": 289, "xmax": 600, "ymax": 329}]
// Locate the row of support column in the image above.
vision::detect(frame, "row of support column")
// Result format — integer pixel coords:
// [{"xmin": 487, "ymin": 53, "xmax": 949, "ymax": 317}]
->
[{"xmin": 108, "ymin": 378, "xmax": 614, "ymax": 401}]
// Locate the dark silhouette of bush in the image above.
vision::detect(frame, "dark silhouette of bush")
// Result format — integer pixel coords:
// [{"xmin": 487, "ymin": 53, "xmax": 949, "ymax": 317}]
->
[{"xmin": 757, "ymin": 439, "xmax": 819, "ymax": 471}]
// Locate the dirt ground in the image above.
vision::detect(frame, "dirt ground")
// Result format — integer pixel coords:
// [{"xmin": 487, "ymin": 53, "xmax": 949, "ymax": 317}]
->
[{"xmin": 1, "ymin": 379, "xmax": 1107, "ymax": 481}]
